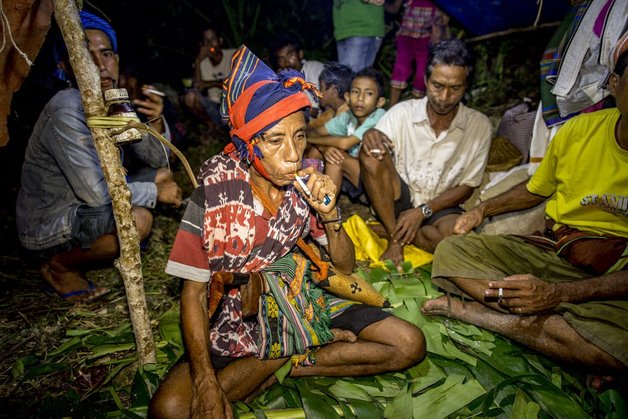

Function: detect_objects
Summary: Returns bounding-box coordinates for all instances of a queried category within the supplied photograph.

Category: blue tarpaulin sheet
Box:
[434,0,572,35]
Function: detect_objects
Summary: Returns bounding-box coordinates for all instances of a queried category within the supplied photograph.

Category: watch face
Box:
[422,205,432,217]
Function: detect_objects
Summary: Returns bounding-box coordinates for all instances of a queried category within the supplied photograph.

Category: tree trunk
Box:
[53,0,156,365]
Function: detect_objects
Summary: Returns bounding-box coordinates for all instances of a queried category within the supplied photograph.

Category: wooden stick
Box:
[52,0,156,365]
[466,21,561,43]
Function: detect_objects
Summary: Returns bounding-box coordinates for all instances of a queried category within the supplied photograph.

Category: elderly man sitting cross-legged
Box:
[148,47,425,419]
[422,46,628,386]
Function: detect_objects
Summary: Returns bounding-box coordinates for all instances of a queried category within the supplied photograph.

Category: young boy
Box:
[307,62,353,131]
[307,67,386,196]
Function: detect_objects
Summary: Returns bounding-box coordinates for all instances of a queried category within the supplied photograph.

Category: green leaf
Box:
[294,380,340,419]
[47,336,83,357]
[383,260,397,272]
[411,374,486,419]
[511,389,541,419]
[24,362,70,378]
[600,388,628,419]
[384,384,412,418]
[327,381,372,401]
[525,378,589,419]
[88,342,136,359]
[11,354,39,378]
[274,359,292,384]
[158,309,183,348]
[66,329,99,337]
[367,267,390,282]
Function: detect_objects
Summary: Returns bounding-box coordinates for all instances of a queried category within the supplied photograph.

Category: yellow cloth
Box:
[343,214,433,267]
[527,108,628,237]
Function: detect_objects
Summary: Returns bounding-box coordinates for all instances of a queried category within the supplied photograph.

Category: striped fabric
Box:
[257,253,333,364]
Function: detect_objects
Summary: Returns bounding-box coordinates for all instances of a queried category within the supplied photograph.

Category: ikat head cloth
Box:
[221,46,321,175]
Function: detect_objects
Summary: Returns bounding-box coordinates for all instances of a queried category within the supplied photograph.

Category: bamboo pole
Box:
[53,0,156,365]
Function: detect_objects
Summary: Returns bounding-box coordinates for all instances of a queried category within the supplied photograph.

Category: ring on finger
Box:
[497,287,504,303]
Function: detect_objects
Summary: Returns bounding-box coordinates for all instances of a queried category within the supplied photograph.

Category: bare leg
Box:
[390,87,403,107]
[149,317,425,418]
[324,162,344,193]
[413,214,459,253]
[422,296,625,371]
[359,150,404,265]
[41,207,152,303]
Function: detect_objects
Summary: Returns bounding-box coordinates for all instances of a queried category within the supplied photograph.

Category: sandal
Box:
[40,263,110,303]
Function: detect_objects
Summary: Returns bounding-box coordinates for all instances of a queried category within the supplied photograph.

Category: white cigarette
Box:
[370,148,382,154]
[143,88,166,97]
[295,175,312,197]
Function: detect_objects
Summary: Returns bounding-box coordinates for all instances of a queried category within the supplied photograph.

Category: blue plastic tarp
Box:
[434,0,572,35]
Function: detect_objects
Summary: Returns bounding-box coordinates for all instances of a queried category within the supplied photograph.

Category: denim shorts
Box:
[29,204,116,261]
[337,36,383,72]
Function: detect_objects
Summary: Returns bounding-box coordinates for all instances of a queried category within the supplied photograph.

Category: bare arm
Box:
[484,271,628,315]
[427,184,474,213]
[319,206,356,274]
[393,185,474,245]
[181,280,233,418]
[454,181,547,234]
[294,168,355,274]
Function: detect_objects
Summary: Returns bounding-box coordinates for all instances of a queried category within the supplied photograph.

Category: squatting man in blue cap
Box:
[16,11,182,303]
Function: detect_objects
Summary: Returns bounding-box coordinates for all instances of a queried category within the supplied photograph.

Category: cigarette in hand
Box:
[370,148,382,156]
[143,88,166,97]
[295,175,332,205]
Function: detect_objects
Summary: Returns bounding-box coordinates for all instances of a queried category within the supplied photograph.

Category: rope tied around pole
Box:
[86,116,199,188]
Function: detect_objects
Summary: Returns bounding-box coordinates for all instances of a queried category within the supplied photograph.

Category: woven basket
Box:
[486,136,523,172]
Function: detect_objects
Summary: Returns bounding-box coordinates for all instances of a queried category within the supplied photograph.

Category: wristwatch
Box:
[419,203,433,219]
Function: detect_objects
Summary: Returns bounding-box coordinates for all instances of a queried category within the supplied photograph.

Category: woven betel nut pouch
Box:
[485,135,523,172]
[306,243,388,308]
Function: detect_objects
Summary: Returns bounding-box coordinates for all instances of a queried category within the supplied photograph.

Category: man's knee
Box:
[393,322,426,369]
[148,390,187,419]
[432,234,468,259]
[358,149,378,174]
[373,317,426,370]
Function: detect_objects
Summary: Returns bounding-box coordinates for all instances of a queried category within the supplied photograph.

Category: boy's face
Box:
[275,45,303,71]
[318,80,337,108]
[344,76,385,121]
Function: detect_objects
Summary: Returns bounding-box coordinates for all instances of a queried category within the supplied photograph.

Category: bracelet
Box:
[316,206,342,224]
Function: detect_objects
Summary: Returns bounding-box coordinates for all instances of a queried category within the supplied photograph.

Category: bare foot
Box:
[380,241,405,267]
[421,295,454,317]
[330,328,358,343]
[40,262,110,303]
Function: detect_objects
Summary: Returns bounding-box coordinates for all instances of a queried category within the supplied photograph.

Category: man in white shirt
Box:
[360,39,492,265]
[183,28,235,131]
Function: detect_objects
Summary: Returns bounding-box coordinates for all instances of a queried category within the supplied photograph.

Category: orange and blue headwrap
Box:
[221,46,321,179]
[53,10,118,81]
